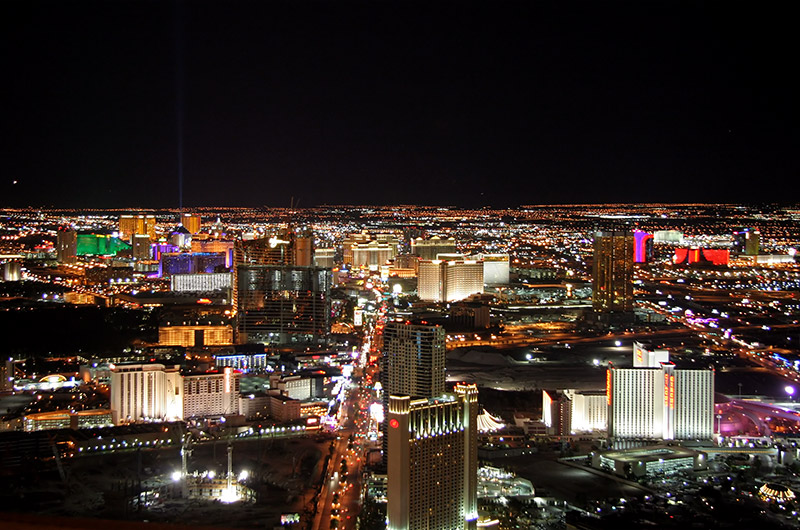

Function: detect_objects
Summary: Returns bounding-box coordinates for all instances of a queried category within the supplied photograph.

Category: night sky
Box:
[3,1,796,208]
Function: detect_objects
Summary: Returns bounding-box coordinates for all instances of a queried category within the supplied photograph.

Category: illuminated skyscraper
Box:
[475,253,510,285]
[343,231,399,266]
[352,240,395,270]
[411,236,457,260]
[182,367,240,418]
[231,233,291,314]
[2,261,21,282]
[181,213,202,235]
[607,346,714,445]
[313,248,335,268]
[418,259,484,302]
[56,227,77,264]
[633,230,654,263]
[192,239,234,267]
[132,234,152,260]
[293,234,313,266]
[236,265,331,346]
[383,322,446,399]
[542,389,572,436]
[592,231,634,313]
[387,383,478,530]
[169,225,192,250]
[119,214,157,241]
[732,227,760,256]
[110,363,183,424]
[381,322,446,465]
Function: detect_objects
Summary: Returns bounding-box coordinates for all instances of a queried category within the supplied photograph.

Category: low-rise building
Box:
[590,445,708,478]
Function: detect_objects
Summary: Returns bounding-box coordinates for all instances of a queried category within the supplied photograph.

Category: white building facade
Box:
[171,272,232,292]
[183,367,240,419]
[110,363,183,424]
[607,346,714,443]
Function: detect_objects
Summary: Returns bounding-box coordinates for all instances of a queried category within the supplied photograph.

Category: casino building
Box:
[607,343,714,446]
[387,384,478,530]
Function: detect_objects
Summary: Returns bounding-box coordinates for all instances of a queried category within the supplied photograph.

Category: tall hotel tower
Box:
[110,363,183,424]
[607,343,714,445]
[234,232,331,346]
[381,322,446,461]
[592,230,634,313]
[382,322,446,398]
[387,384,478,530]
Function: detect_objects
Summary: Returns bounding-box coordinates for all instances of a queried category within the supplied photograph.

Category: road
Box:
[312,380,368,530]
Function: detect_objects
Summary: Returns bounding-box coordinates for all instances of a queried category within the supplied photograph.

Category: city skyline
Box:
[2,203,800,528]
[4,2,796,208]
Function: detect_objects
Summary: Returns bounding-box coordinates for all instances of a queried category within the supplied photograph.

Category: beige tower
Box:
[387,383,478,530]
[181,213,202,235]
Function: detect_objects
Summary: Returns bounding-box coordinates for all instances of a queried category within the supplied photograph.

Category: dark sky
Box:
[3,1,796,208]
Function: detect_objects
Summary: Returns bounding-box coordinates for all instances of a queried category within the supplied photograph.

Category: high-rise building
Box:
[232,233,292,312]
[474,253,509,285]
[1,359,15,392]
[56,227,77,264]
[607,346,714,445]
[132,234,152,260]
[343,232,399,266]
[236,265,331,346]
[159,252,227,277]
[182,367,240,418]
[181,213,202,235]
[633,341,669,367]
[192,239,234,267]
[159,323,234,347]
[566,389,608,433]
[732,227,760,256]
[633,230,654,263]
[592,231,634,313]
[76,234,131,257]
[418,259,484,302]
[109,363,183,424]
[653,230,684,244]
[3,261,22,282]
[382,322,446,399]
[169,225,192,250]
[293,234,314,267]
[411,236,457,260]
[119,214,157,242]
[352,240,395,270]
[386,383,478,530]
[542,389,572,437]
[313,248,335,268]
[381,322,446,467]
